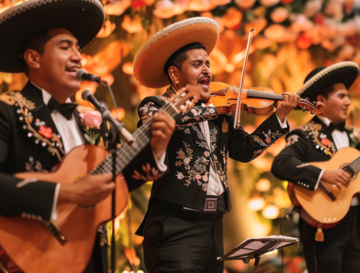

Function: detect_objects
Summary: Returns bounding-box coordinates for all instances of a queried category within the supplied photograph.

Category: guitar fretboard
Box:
[90,102,178,175]
[347,156,360,175]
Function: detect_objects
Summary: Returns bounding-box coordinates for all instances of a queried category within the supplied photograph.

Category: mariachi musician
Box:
[272,61,360,273]
[0,0,175,272]
[133,17,300,273]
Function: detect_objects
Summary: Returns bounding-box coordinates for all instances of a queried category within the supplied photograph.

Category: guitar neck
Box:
[347,156,360,176]
[90,102,178,176]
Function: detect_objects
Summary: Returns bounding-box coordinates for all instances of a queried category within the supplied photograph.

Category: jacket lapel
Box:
[312,116,337,154]
[21,82,65,159]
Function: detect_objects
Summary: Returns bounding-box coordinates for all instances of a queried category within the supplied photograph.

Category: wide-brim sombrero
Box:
[133,17,219,89]
[297,61,359,102]
[0,0,104,73]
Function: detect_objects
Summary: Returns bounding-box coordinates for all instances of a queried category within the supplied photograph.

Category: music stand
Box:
[218,235,299,273]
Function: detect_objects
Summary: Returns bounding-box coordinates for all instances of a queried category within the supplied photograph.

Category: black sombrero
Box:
[0,0,105,73]
[297,61,359,102]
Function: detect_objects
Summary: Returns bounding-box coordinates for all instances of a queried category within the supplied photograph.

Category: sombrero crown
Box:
[133,17,219,88]
[0,0,105,73]
[297,61,359,102]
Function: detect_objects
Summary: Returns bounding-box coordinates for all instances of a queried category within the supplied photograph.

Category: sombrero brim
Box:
[297,61,359,102]
[0,0,104,73]
[133,17,219,89]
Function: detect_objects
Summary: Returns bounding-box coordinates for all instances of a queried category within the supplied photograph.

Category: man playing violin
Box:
[133,17,299,273]
[272,62,360,273]
[0,1,175,272]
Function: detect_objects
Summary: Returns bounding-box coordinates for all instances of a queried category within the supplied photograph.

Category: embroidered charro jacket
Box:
[0,82,163,221]
[272,115,360,190]
[137,87,290,214]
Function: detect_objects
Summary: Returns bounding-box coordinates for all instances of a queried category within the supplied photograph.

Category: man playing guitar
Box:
[0,0,175,272]
[272,61,360,273]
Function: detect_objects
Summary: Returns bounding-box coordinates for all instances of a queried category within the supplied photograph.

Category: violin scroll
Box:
[298,99,325,115]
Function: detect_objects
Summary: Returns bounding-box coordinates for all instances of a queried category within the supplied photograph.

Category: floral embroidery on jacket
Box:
[25,157,48,173]
[0,91,64,161]
[139,101,159,122]
[286,134,299,146]
[301,121,336,156]
[179,107,217,124]
[213,145,228,188]
[222,118,228,133]
[131,163,162,181]
[252,129,283,147]
[175,142,210,191]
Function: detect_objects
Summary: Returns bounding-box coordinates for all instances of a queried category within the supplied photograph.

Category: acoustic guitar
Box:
[0,87,199,273]
[287,147,360,229]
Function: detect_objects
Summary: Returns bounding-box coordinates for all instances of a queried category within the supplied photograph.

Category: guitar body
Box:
[288,147,360,228]
[0,145,129,273]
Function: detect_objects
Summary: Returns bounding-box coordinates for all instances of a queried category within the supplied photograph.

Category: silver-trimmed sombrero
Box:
[297,61,359,102]
[133,17,219,89]
[0,0,105,73]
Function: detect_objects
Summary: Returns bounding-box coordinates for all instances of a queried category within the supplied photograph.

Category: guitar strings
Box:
[91,102,178,176]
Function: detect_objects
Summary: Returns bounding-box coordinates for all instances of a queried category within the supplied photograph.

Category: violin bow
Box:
[234,28,255,130]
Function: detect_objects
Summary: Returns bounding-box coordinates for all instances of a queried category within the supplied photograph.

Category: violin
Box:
[209,81,325,116]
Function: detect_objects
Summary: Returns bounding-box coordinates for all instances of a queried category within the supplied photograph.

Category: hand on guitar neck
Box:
[321,169,351,189]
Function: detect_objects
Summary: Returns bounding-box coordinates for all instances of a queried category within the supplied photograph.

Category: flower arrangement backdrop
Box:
[1,0,360,272]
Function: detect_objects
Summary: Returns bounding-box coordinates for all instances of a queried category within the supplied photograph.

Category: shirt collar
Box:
[317,115,331,127]
[30,81,72,105]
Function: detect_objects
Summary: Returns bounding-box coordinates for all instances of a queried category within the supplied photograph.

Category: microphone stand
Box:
[81,87,136,273]
[98,102,134,273]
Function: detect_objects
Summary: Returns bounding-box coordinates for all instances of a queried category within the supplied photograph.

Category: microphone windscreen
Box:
[76,69,88,81]
[81,89,93,101]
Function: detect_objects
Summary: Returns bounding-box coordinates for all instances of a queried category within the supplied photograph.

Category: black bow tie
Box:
[47,97,78,120]
[328,122,346,132]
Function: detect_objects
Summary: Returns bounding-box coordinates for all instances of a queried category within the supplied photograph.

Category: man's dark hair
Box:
[321,85,335,99]
[164,43,206,86]
[21,30,51,76]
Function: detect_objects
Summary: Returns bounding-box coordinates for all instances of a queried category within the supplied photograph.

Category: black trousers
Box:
[300,206,360,273]
[142,210,224,273]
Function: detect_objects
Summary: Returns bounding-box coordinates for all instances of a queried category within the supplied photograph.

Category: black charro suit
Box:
[272,115,360,273]
[136,87,290,273]
[0,82,164,273]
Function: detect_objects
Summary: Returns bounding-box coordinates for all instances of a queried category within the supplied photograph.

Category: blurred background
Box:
[1,0,360,271]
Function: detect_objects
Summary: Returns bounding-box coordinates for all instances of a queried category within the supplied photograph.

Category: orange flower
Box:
[321,138,331,146]
[38,125,53,139]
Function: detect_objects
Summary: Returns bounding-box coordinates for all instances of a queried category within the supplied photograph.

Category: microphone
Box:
[81,89,104,111]
[76,69,107,85]
[81,90,135,145]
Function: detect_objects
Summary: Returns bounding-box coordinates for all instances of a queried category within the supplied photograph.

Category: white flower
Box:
[177,172,184,179]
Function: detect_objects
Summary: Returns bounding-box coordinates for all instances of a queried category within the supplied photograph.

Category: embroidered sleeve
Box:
[229,112,289,162]
[131,163,163,181]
